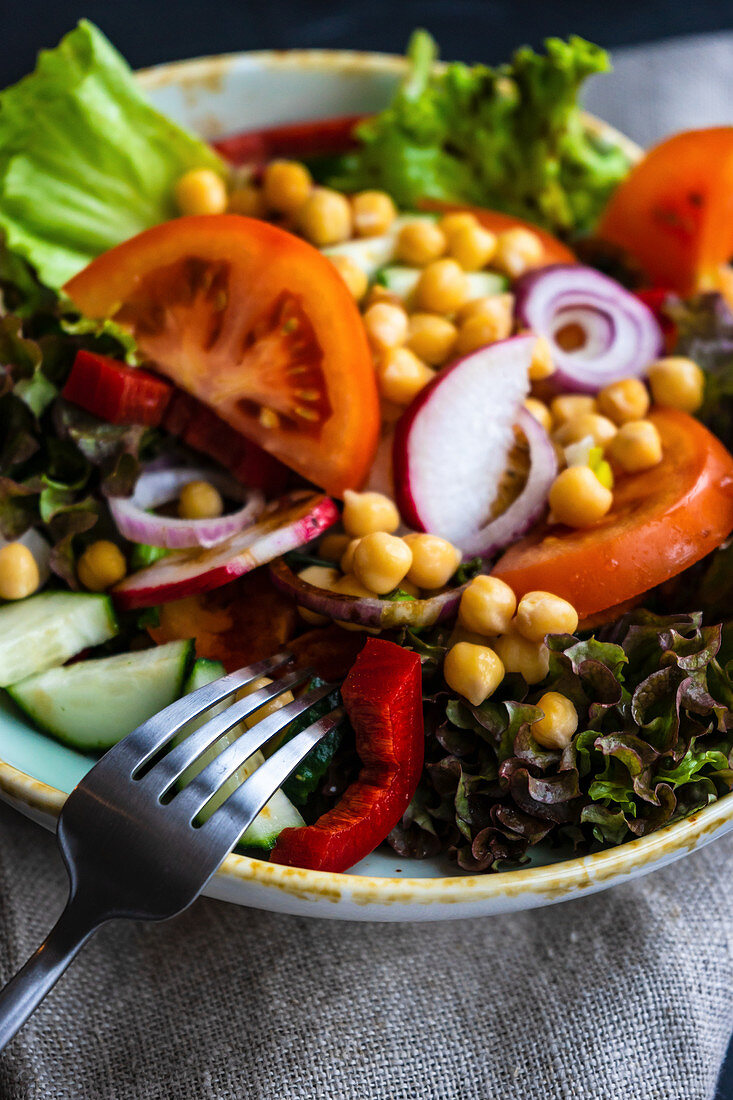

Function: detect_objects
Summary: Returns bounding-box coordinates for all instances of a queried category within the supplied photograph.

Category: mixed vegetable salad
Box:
[1,22,733,873]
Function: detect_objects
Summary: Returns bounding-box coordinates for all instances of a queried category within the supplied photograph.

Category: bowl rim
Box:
[2,46,725,909]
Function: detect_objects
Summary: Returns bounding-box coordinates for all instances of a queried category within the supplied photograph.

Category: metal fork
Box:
[0,652,340,1050]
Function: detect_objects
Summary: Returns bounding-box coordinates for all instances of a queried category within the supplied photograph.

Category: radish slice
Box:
[269,557,487,629]
[514,264,664,392]
[108,465,265,549]
[113,492,338,610]
[458,407,557,558]
[393,335,534,546]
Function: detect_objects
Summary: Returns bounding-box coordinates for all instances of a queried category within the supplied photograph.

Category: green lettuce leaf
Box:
[0,20,225,289]
[391,610,733,869]
[666,291,733,448]
[325,30,630,235]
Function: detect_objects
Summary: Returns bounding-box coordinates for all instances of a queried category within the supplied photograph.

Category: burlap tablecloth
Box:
[0,799,730,1099]
[1,31,733,1100]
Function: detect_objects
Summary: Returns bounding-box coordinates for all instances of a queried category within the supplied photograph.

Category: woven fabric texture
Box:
[0,803,730,1100]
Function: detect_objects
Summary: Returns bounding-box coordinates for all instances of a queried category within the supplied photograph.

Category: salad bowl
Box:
[0,47,730,922]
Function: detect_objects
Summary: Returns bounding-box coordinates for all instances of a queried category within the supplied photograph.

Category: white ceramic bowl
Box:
[0,49,730,921]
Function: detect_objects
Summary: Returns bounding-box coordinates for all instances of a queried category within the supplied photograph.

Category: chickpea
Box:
[608,419,663,473]
[364,285,402,309]
[448,224,497,271]
[353,532,412,594]
[332,573,382,632]
[596,377,650,425]
[458,575,517,636]
[415,259,469,314]
[647,356,705,413]
[329,254,368,301]
[524,398,552,434]
[340,538,361,574]
[493,227,544,278]
[404,533,462,589]
[363,302,409,351]
[0,543,40,601]
[351,190,397,237]
[174,169,228,216]
[493,629,550,685]
[515,590,579,642]
[548,466,614,528]
[454,294,514,356]
[439,212,479,240]
[444,642,504,706]
[395,220,447,266]
[407,313,457,365]
[297,187,352,246]
[227,184,267,218]
[377,347,436,405]
[319,532,352,563]
[531,692,579,750]
[455,311,509,357]
[550,394,597,426]
[554,413,617,449]
[77,541,127,592]
[529,335,555,381]
[238,675,294,730]
[262,160,312,215]
[296,564,340,625]
[459,291,515,320]
[342,490,400,538]
[178,480,224,520]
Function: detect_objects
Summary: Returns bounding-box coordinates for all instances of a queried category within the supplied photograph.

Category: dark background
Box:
[2,1,733,1096]
[4,0,733,84]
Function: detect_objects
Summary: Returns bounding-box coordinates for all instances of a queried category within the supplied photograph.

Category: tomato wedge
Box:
[62,350,173,427]
[418,200,577,266]
[492,409,733,619]
[64,215,380,497]
[598,128,733,297]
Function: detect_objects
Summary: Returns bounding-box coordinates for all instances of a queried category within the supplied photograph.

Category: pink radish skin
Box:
[113,492,338,610]
[393,335,535,545]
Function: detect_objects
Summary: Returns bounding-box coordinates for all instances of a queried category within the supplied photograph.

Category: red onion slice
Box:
[514,264,664,392]
[269,557,487,629]
[458,407,557,559]
[108,466,265,549]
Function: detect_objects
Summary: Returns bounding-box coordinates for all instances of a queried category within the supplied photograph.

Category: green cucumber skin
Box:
[178,659,304,850]
[8,640,192,751]
[0,592,118,688]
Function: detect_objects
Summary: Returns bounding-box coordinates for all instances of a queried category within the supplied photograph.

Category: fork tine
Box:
[148,669,325,796]
[172,683,338,817]
[103,652,293,773]
[198,708,345,849]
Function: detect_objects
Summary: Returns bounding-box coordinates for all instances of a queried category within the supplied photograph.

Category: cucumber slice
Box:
[465,271,510,298]
[377,265,510,304]
[8,640,192,750]
[177,658,305,850]
[0,592,118,688]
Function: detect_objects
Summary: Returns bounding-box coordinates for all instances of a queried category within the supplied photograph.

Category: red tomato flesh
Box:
[493,410,733,619]
[65,216,380,497]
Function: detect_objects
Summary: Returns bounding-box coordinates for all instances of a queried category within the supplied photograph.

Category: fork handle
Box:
[0,893,103,1051]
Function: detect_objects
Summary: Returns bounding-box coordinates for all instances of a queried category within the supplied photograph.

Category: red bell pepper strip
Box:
[62,350,172,427]
[161,390,291,495]
[271,638,424,873]
[213,114,364,167]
